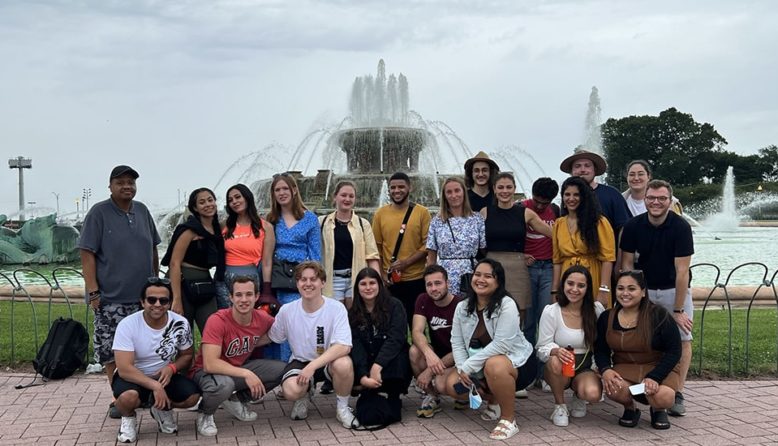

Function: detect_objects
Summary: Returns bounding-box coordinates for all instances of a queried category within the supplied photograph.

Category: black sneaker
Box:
[108,402,121,419]
[320,379,334,395]
[668,392,686,417]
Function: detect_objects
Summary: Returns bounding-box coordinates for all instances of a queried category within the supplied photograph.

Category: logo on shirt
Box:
[316,326,325,355]
[225,336,262,357]
[155,320,191,362]
[429,316,452,331]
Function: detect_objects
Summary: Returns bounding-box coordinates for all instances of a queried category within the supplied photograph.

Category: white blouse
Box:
[535,302,605,362]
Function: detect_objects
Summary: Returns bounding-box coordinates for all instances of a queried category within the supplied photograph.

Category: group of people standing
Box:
[77,146,695,442]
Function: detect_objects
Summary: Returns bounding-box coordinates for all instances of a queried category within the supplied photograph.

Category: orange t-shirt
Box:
[223,224,265,266]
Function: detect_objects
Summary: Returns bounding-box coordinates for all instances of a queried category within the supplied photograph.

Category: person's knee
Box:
[282,379,308,401]
[578,382,602,402]
[329,355,353,379]
[484,356,510,376]
[116,390,141,409]
[546,357,562,376]
[180,393,201,408]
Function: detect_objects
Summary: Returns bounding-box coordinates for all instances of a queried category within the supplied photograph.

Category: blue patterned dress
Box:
[265,210,322,361]
[426,213,486,296]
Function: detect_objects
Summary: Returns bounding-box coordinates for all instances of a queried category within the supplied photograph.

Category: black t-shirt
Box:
[484,204,526,252]
[333,220,353,270]
[468,189,494,212]
[619,211,694,289]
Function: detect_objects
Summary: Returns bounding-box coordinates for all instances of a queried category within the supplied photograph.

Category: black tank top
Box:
[484,204,526,252]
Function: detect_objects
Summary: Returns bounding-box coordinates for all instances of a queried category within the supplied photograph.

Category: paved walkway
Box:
[1,373,777,445]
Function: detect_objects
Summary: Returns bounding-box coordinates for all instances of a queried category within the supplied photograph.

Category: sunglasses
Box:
[147,277,171,285]
[272,172,291,179]
[144,296,171,306]
[618,269,645,279]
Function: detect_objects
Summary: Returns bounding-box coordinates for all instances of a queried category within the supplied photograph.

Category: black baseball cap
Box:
[110,165,140,180]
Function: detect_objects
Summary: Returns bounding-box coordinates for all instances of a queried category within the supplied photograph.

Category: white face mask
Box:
[469,383,482,409]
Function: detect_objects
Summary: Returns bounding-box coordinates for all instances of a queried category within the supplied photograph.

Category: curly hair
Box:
[560,176,602,254]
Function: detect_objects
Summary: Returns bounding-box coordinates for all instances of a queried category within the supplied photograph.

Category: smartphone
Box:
[453,381,469,394]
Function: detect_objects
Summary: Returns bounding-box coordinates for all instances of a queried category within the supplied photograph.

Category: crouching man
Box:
[268,261,359,428]
[190,276,286,437]
[112,277,200,443]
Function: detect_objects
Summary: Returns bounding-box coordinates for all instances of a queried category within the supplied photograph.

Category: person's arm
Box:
[426,250,437,266]
[645,309,682,384]
[598,261,613,306]
[261,219,275,284]
[449,303,468,370]
[551,218,562,294]
[525,208,552,238]
[673,255,693,334]
[361,219,381,273]
[621,251,636,273]
[596,217,616,306]
[307,212,322,261]
[593,310,613,372]
[169,229,196,315]
[373,301,408,369]
[80,249,100,309]
[535,305,560,363]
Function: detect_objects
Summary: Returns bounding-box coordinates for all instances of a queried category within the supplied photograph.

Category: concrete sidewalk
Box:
[1,373,777,445]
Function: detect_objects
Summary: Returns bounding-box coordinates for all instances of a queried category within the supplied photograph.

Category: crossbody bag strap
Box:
[446,219,476,268]
[390,203,415,262]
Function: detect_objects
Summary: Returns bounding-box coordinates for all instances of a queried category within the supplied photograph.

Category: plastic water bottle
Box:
[562,345,575,378]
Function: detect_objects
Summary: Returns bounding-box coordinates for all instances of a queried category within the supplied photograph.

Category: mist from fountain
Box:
[704,166,740,231]
[582,86,603,156]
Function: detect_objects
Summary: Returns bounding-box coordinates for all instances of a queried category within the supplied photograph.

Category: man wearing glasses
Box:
[619,179,694,418]
[112,278,200,443]
[78,165,161,418]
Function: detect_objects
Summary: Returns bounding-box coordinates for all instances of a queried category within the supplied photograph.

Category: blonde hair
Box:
[438,177,473,222]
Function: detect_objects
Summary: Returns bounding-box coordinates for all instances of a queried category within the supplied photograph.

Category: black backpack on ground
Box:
[353,390,402,430]
[17,317,89,389]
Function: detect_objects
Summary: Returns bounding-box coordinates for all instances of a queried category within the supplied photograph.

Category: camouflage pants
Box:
[93,302,140,364]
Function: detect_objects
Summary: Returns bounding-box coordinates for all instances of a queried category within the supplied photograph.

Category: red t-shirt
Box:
[522,199,557,261]
[189,308,274,377]
[413,293,460,357]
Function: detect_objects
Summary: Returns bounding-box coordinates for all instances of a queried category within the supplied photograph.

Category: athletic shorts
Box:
[112,370,200,404]
[94,302,140,364]
[281,359,333,385]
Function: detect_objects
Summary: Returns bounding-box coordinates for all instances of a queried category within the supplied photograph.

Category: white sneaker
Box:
[480,404,501,421]
[541,380,552,393]
[336,405,359,429]
[551,404,569,427]
[291,398,309,420]
[514,388,529,398]
[150,406,177,434]
[569,394,587,418]
[222,398,258,421]
[117,416,137,443]
[196,413,218,437]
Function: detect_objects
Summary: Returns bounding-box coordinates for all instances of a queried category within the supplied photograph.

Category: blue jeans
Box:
[523,259,553,346]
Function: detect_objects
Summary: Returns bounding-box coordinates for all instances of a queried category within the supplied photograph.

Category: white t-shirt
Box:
[112,310,193,376]
[535,302,604,362]
[268,297,352,362]
[626,195,647,216]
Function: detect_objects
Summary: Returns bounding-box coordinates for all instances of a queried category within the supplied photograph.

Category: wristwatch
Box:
[673,309,685,314]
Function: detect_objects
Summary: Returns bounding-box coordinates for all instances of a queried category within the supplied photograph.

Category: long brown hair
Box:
[266,173,306,224]
[615,270,670,346]
[438,177,473,222]
[349,267,391,331]
[558,265,597,349]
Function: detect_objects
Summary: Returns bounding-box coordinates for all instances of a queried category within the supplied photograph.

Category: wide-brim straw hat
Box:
[559,147,607,176]
[464,151,500,173]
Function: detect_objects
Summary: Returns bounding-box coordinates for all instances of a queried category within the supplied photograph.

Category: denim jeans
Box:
[331,269,353,302]
[523,259,553,345]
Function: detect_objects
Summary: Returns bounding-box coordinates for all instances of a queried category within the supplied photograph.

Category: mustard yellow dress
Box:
[552,216,616,293]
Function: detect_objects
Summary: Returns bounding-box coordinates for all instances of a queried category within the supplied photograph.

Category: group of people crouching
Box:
[112,256,681,442]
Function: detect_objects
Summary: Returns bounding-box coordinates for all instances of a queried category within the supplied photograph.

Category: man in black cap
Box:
[78,165,161,419]
[464,151,500,212]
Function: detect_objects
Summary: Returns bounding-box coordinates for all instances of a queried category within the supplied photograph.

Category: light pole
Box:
[82,188,92,213]
[8,156,32,221]
[51,192,60,215]
[27,201,36,219]
[75,199,80,220]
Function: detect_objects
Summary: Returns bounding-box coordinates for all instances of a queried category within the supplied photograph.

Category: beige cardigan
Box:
[318,212,380,296]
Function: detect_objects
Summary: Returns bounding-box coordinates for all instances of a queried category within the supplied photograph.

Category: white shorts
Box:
[647,288,693,341]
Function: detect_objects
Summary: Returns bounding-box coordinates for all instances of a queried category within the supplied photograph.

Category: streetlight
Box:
[51,192,60,215]
[756,184,764,220]
[8,156,32,221]
[82,188,92,213]
[75,199,80,220]
[27,201,36,219]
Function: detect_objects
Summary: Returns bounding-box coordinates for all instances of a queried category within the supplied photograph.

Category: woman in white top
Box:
[537,265,604,427]
[623,160,683,216]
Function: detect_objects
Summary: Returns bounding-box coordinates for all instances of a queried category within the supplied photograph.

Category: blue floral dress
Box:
[265,210,321,361]
[426,213,486,296]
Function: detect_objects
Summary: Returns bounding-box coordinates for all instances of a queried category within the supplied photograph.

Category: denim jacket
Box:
[451,296,533,375]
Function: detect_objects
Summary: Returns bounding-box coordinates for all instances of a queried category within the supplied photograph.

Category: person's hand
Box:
[525,255,536,266]
[457,370,473,388]
[369,363,383,384]
[389,259,407,273]
[673,311,693,335]
[245,371,266,400]
[360,376,381,389]
[416,368,434,391]
[424,352,446,376]
[642,377,659,396]
[596,289,610,306]
[152,384,171,410]
[602,369,624,396]
[157,365,174,388]
[89,295,101,312]
[171,300,184,316]
[555,347,575,365]
[296,365,316,387]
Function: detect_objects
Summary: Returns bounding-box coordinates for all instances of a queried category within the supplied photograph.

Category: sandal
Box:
[480,404,501,421]
[489,419,519,440]
[650,407,671,430]
[618,407,641,427]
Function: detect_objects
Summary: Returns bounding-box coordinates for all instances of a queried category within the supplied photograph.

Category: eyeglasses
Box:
[645,196,670,203]
[144,296,171,306]
[147,277,171,285]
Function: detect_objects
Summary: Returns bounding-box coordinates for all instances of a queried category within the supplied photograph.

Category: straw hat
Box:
[464,151,500,173]
[559,147,607,176]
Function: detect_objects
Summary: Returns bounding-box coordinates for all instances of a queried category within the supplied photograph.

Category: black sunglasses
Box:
[272,172,291,179]
[147,277,171,285]
[144,296,171,306]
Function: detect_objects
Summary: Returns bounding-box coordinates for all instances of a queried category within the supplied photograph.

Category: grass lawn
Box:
[2,301,777,377]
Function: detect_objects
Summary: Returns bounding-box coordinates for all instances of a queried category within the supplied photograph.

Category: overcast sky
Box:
[1,0,776,218]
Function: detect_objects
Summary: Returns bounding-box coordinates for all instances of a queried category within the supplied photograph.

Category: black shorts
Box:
[281,360,332,386]
[112,370,200,405]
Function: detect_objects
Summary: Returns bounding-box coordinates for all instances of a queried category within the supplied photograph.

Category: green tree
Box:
[602,108,727,188]
[758,145,778,182]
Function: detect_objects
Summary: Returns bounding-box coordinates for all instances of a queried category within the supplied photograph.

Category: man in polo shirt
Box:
[79,165,161,419]
[410,265,464,417]
[620,179,694,417]
[463,151,500,212]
